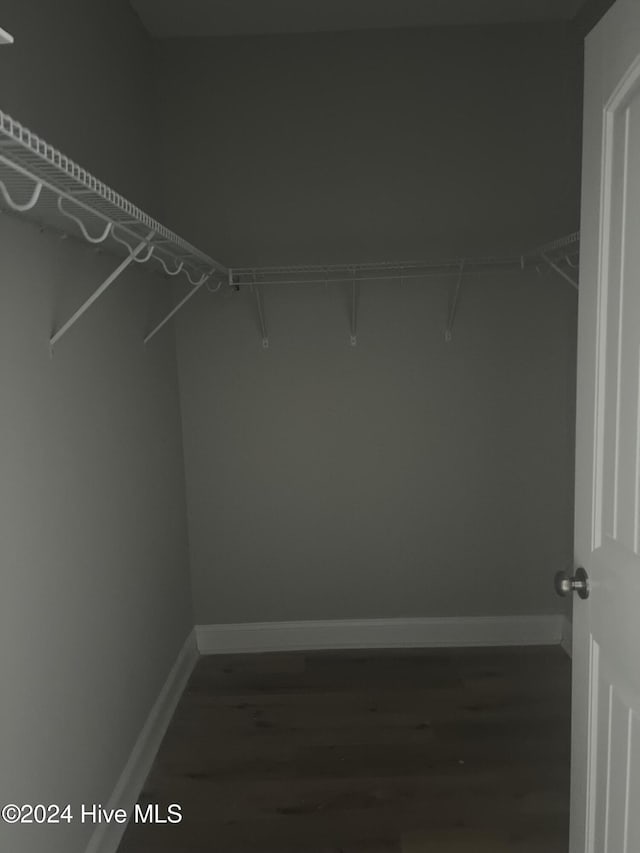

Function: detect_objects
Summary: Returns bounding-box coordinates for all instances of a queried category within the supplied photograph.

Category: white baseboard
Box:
[85,630,199,853]
[196,615,564,655]
[561,616,573,658]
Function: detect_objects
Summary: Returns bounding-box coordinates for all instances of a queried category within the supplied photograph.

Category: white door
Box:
[571,1,640,850]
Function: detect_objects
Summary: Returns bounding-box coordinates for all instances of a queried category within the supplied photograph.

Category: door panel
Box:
[573,1,640,851]
[590,644,639,851]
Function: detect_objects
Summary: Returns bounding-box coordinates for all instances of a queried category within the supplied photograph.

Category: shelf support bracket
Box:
[50,230,155,350]
[350,274,358,346]
[144,272,210,344]
[540,252,579,291]
[254,283,269,349]
[445,260,465,342]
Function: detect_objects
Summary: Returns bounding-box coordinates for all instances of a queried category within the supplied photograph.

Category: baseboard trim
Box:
[196,615,564,655]
[561,616,573,658]
[85,629,199,853]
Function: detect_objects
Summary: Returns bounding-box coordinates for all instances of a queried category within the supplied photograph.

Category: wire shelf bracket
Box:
[540,251,579,290]
[445,259,465,343]
[50,230,155,351]
[350,275,359,347]
[253,281,269,349]
[144,272,211,344]
[0,109,228,347]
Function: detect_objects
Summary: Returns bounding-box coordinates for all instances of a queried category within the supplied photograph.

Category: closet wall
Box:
[0,4,191,853]
[158,24,581,627]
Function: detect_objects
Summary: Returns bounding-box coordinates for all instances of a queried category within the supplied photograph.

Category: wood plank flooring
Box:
[117,646,571,853]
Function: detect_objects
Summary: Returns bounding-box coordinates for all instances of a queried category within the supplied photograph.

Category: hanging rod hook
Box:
[132,243,155,264]
[157,256,184,277]
[110,227,134,253]
[185,269,208,287]
[111,226,156,263]
[206,266,222,291]
[0,177,42,212]
[56,196,112,244]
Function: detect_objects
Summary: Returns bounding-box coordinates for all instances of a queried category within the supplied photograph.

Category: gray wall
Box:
[158,25,580,625]
[0,4,192,852]
[0,0,162,216]
[158,25,582,264]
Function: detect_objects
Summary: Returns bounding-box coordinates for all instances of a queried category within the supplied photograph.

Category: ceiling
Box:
[130,0,588,39]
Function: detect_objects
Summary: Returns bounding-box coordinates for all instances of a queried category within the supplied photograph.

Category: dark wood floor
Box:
[118,646,571,853]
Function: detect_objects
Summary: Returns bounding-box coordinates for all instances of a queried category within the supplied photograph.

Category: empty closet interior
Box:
[0,2,605,852]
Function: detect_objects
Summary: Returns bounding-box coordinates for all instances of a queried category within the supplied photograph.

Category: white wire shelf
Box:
[0,108,578,350]
[228,232,579,347]
[0,109,228,347]
[229,233,580,288]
